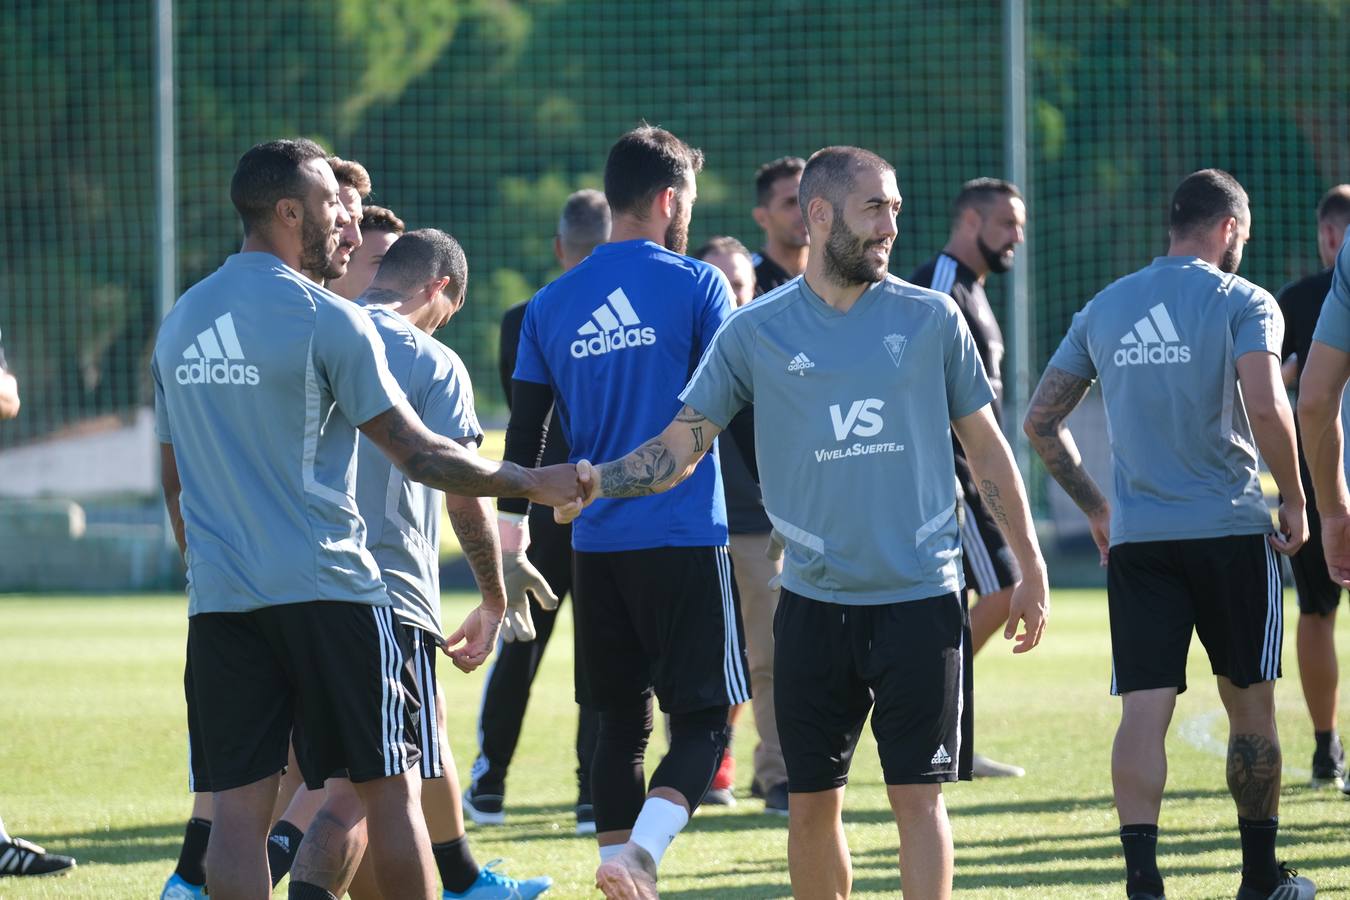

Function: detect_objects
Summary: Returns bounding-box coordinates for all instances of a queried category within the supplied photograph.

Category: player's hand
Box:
[554,459,601,525]
[766,529,784,591]
[1087,507,1111,567]
[528,462,590,509]
[1004,565,1049,653]
[1268,500,1308,557]
[444,604,504,673]
[1321,512,1350,587]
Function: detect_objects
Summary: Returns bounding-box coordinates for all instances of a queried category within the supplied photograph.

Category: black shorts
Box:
[573,545,749,714]
[1108,534,1283,695]
[408,625,444,780]
[1288,505,1343,615]
[959,493,1020,597]
[774,589,972,792]
[186,602,422,792]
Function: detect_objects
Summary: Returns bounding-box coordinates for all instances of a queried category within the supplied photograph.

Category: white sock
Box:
[628,797,689,869]
[598,843,624,863]
[0,815,9,845]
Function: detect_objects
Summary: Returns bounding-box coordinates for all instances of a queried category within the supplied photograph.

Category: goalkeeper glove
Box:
[497,513,559,642]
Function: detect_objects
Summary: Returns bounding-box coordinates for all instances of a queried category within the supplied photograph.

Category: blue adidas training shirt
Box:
[513,239,733,552]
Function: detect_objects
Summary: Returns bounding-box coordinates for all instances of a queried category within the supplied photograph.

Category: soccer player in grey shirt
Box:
[1026,169,1313,900]
[559,146,1048,900]
[152,139,584,900]
[283,229,552,899]
[1299,230,1350,592]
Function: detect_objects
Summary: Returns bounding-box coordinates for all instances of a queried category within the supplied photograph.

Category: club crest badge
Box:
[883,333,908,368]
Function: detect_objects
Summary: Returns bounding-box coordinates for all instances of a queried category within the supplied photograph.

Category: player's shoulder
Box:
[1276,268,1332,307]
[364,306,419,353]
[501,299,529,329]
[880,273,961,320]
[416,329,471,382]
[717,276,807,336]
[1212,269,1276,312]
[907,255,939,288]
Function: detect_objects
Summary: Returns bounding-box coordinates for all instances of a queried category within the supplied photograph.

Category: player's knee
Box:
[596,698,654,760]
[667,705,731,754]
[650,705,731,808]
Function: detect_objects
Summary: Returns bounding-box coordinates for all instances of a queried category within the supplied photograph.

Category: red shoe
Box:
[703,751,737,805]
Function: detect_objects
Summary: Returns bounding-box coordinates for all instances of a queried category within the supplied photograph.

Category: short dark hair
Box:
[360,205,405,236]
[558,189,611,257]
[950,177,1022,229]
[799,146,895,214]
[1317,184,1350,229]
[230,138,328,235]
[327,156,372,198]
[754,156,806,206]
[692,235,751,263]
[603,125,704,218]
[373,228,467,299]
[1169,168,1248,237]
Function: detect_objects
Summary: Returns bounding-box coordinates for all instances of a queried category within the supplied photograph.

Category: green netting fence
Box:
[3,0,1349,502]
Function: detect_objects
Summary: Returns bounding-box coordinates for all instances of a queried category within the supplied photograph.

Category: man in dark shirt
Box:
[911,177,1027,778]
[751,156,807,295]
[694,236,787,815]
[1277,183,1350,791]
[464,189,609,834]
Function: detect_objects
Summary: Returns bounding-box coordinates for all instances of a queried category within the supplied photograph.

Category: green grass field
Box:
[1,590,1348,899]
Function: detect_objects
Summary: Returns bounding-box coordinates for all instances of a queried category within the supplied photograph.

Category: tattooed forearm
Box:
[1025,367,1109,516]
[1040,444,1109,516]
[692,426,705,452]
[404,448,532,497]
[1227,733,1281,819]
[979,479,1010,530]
[450,499,506,607]
[1025,367,1094,438]
[600,439,679,498]
[369,407,534,497]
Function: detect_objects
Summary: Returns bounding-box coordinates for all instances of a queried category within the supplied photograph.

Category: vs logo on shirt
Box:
[830,399,885,441]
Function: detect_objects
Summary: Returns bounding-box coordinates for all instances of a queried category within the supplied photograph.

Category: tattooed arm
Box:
[360,400,582,507]
[598,405,722,498]
[1022,365,1111,563]
[446,493,507,614]
[552,405,724,524]
[952,405,1049,653]
[445,484,508,672]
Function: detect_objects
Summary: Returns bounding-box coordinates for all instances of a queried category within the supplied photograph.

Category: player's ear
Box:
[553,235,565,266]
[751,205,769,231]
[656,186,677,221]
[806,195,831,231]
[426,275,450,301]
[275,197,302,230]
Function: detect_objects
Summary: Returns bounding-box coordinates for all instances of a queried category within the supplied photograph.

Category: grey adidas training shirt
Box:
[681,273,994,605]
[152,252,405,615]
[355,307,483,640]
[1048,256,1281,546]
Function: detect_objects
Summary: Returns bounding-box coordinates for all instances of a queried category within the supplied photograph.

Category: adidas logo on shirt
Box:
[570,288,656,359]
[787,352,815,374]
[1113,303,1192,367]
[930,744,952,766]
[175,313,260,386]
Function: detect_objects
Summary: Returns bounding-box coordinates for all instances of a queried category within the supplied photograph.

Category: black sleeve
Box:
[725,406,758,483]
[499,377,554,515]
[1275,286,1296,364]
[498,302,528,407]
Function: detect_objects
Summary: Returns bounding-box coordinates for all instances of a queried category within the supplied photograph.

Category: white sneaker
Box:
[971,753,1025,778]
